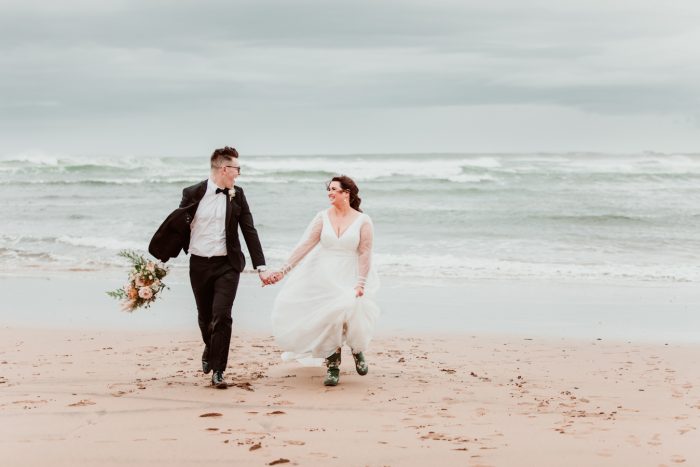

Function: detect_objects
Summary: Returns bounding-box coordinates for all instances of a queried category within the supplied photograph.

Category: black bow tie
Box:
[215,187,229,196]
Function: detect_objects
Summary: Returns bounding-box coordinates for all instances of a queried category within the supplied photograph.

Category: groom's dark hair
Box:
[210,146,239,168]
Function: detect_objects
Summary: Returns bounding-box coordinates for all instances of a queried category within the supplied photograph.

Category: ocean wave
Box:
[11,152,699,185]
[372,253,700,283]
[0,155,204,181]
[246,249,700,283]
[537,214,651,225]
[2,250,696,283]
[0,152,193,168]
[2,151,699,285]
[560,154,700,175]
[233,156,481,182]
[0,172,489,186]
[0,234,145,252]
[0,234,56,246]
[0,247,76,264]
[0,247,56,261]
[55,235,143,251]
[458,157,502,168]
[1,235,698,283]
[446,173,497,183]
[1,178,203,186]
[4,152,699,174]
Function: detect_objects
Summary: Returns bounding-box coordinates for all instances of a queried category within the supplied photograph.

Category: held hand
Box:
[271,271,284,283]
[354,286,364,297]
[259,270,275,286]
[259,270,284,287]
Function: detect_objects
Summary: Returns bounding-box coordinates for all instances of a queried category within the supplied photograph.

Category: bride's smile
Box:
[327,181,349,206]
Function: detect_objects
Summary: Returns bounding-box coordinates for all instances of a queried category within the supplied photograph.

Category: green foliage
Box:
[106,250,169,312]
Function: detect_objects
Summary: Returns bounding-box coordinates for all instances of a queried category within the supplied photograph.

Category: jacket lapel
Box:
[226,186,242,228]
[181,180,208,210]
[225,193,232,229]
[193,180,207,203]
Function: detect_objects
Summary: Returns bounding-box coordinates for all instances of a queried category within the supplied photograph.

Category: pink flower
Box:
[138,286,153,300]
[146,262,156,272]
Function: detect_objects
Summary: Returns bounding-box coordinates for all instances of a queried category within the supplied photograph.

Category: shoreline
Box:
[1,272,698,344]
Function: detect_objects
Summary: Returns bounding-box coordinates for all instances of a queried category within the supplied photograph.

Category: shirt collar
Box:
[206,178,225,195]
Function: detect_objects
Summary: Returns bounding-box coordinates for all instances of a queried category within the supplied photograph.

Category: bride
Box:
[270,175,380,386]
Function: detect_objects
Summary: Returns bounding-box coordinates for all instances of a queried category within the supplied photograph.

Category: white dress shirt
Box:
[189,179,228,257]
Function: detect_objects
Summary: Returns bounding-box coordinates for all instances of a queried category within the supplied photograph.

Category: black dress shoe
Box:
[212,370,227,389]
[202,347,211,374]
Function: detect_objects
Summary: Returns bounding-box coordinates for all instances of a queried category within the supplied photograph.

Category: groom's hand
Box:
[259,270,282,286]
[259,270,273,286]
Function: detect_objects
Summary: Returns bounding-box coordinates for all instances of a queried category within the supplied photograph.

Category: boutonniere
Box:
[229,186,236,201]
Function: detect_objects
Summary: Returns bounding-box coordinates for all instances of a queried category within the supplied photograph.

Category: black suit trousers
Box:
[189,255,240,372]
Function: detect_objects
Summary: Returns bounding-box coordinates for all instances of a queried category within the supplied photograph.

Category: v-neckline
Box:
[325,209,363,240]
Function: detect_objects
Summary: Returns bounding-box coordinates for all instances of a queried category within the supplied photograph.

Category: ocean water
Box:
[1,152,699,284]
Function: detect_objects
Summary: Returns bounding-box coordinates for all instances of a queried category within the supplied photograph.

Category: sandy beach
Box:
[2,322,699,466]
[4,0,700,463]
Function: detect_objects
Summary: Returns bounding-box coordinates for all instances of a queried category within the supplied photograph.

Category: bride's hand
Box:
[354,286,364,297]
[260,270,283,287]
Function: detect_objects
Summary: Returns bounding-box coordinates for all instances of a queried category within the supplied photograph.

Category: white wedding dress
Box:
[271,209,380,365]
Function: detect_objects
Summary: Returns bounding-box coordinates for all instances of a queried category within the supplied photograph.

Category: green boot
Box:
[323,367,340,386]
[352,351,369,376]
[323,350,341,386]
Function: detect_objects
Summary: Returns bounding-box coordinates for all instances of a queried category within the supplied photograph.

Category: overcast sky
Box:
[1,0,699,156]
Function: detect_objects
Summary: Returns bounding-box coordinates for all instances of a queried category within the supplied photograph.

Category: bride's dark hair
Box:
[329,175,362,212]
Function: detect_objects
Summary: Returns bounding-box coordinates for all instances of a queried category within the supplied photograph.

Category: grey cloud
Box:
[1,0,699,152]
[2,1,694,51]
[0,0,463,49]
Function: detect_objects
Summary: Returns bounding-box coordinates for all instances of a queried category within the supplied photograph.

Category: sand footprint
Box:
[625,434,641,447]
[68,399,95,407]
[267,458,290,465]
[647,433,662,447]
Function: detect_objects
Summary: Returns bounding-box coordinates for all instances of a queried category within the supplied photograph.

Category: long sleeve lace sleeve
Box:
[356,219,374,288]
[280,212,323,275]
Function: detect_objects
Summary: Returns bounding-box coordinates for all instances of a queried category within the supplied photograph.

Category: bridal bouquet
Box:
[107,250,168,312]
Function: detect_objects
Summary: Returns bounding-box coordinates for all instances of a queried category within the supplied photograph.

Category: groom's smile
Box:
[214,161,241,189]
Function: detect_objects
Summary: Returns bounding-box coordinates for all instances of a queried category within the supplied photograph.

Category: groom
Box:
[149,146,275,388]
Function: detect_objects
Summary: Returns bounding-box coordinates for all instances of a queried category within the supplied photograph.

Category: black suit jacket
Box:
[149,180,265,272]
